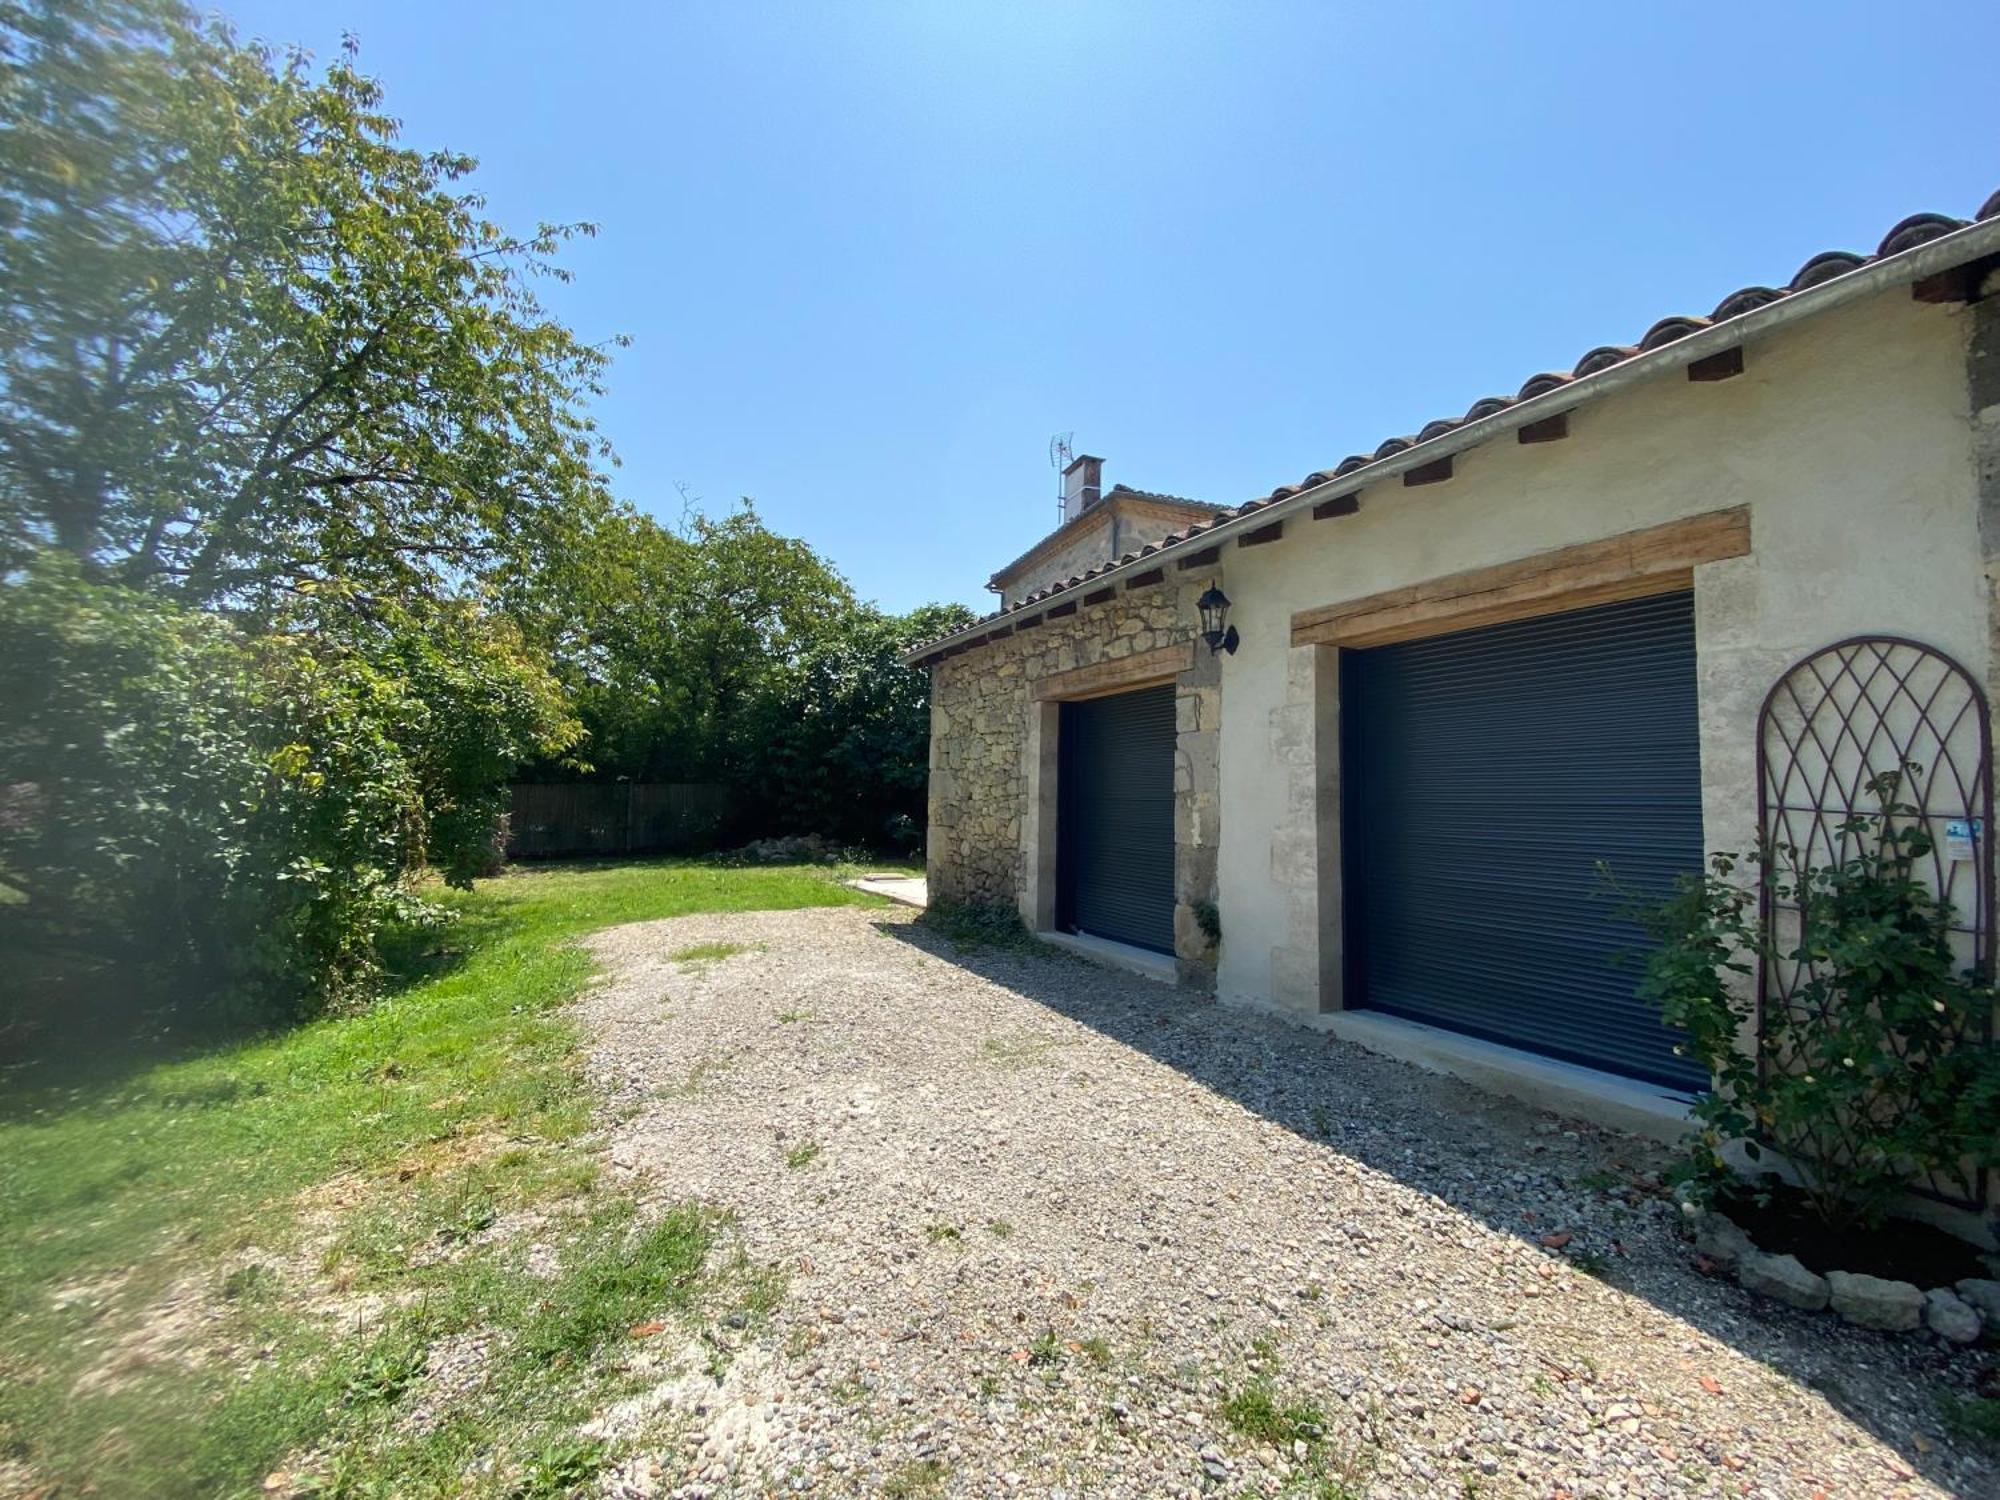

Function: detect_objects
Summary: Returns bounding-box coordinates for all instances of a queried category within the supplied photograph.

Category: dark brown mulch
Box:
[1719,1179,1987,1287]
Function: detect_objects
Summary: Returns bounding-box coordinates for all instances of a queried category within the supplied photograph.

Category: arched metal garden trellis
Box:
[1755,635,1994,1209]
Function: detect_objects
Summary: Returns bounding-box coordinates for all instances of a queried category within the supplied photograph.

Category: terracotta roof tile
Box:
[1639,315,1709,350]
[1789,249,1867,291]
[1710,285,1782,320]
[1572,345,1635,377]
[909,186,1997,662]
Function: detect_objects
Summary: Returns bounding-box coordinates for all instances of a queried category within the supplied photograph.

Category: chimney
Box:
[1061,453,1104,522]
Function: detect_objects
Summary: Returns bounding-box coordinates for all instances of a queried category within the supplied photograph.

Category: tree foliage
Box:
[0,1,595,1025]
[0,0,618,603]
[0,0,962,1033]
[1,567,574,1023]
[517,502,971,852]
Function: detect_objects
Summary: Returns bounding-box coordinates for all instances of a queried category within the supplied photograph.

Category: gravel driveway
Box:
[579,906,1996,1499]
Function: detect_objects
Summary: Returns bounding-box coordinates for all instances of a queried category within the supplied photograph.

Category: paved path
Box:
[580,906,1993,1499]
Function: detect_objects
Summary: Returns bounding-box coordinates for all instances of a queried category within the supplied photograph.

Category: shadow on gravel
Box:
[877,917,2000,1497]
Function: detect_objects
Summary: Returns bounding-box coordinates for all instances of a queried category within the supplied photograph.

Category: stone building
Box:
[909,187,2000,1227]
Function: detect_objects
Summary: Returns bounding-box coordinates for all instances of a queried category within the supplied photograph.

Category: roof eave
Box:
[906,212,2000,668]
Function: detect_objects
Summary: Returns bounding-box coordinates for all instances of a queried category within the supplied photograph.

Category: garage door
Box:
[1057,684,1176,954]
[1342,590,1705,1090]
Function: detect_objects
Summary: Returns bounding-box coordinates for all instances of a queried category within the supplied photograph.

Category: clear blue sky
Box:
[220,1,1997,615]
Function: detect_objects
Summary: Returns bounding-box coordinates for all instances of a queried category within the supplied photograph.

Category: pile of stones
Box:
[1687,1204,2000,1343]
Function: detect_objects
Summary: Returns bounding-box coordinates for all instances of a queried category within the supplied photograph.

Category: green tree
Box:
[518,501,858,785]
[0,0,617,604]
[747,600,975,848]
[0,2,593,1026]
[516,499,970,850]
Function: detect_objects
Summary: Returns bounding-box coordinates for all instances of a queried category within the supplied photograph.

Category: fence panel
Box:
[505,783,731,859]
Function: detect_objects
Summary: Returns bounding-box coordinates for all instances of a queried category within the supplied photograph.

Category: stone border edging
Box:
[1685,1205,2000,1344]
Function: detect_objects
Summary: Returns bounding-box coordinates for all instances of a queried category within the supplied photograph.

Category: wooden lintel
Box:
[1312,493,1361,521]
[1046,599,1077,619]
[1012,614,1042,632]
[1033,641,1193,702]
[1125,567,1165,588]
[1517,412,1569,444]
[1082,587,1115,606]
[1687,347,1744,382]
[1176,545,1222,569]
[1237,520,1284,548]
[1290,505,1750,650]
[1403,456,1453,487]
[988,624,1012,640]
[1912,254,2000,305]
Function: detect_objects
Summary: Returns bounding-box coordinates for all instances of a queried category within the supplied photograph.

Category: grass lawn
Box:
[0,859,893,1499]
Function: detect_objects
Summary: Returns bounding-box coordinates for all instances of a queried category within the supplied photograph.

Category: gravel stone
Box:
[1828,1271,1926,1333]
[1955,1277,2000,1339]
[577,906,1994,1497]
[1736,1251,1829,1312]
[1690,1210,1754,1270]
[1923,1289,1982,1345]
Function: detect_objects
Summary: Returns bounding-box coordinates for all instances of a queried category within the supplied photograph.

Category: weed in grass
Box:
[1939,1394,2000,1448]
[977,1373,1001,1398]
[1310,1103,1332,1139]
[516,1205,717,1369]
[341,1335,428,1408]
[1575,1169,1625,1193]
[1569,1249,1611,1278]
[984,1218,1014,1238]
[1220,1380,1325,1447]
[662,1055,733,1097]
[777,1009,812,1024]
[977,1032,1058,1070]
[923,1222,963,1245]
[515,1431,610,1498]
[882,1457,949,1497]
[919,900,1044,953]
[671,941,762,965]
[730,1252,788,1327]
[219,1262,277,1301]
[1027,1328,1065,1368]
[784,1139,822,1170]
[830,1374,870,1405]
[440,1197,499,1245]
[1076,1336,1113,1369]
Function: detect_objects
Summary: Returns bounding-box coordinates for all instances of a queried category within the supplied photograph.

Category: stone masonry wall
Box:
[926,572,1223,984]
[997,520,1114,608]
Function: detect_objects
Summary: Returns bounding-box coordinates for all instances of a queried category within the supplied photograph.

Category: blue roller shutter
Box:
[1342,590,1706,1090]
[1058,685,1176,954]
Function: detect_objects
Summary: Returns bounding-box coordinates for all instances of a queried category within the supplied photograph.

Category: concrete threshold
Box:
[1037,930,1178,986]
[1318,1010,1696,1144]
[846,875,927,908]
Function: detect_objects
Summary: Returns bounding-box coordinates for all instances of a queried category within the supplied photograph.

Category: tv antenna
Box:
[1049,433,1073,522]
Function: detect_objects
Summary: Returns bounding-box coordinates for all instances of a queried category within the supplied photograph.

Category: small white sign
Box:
[1944,818,1980,863]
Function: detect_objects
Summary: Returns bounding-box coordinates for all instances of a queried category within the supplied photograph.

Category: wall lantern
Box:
[1196,583,1238,656]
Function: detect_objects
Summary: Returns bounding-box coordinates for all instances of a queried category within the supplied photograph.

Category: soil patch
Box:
[1717,1180,1986,1286]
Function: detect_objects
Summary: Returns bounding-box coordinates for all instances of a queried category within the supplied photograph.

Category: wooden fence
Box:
[505,783,732,859]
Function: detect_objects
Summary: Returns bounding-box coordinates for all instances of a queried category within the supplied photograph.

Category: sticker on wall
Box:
[1944,818,1981,863]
